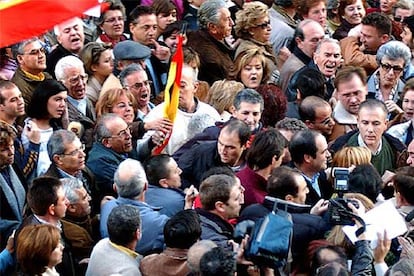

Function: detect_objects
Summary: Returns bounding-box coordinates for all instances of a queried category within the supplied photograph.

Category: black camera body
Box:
[328,198,360,225]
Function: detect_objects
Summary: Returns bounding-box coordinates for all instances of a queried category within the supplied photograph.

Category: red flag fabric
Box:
[0,0,98,48]
[152,34,184,155]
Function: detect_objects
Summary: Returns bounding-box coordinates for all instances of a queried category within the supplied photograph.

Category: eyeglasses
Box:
[21,47,46,56]
[380,62,404,74]
[67,74,88,85]
[110,127,131,139]
[127,80,152,90]
[394,16,403,22]
[255,21,271,29]
[61,144,85,157]
[104,16,125,24]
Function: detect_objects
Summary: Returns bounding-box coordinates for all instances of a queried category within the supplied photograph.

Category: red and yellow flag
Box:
[0,0,98,48]
[153,34,184,155]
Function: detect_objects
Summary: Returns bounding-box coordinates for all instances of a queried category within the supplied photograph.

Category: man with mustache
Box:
[11,38,53,108]
[46,17,85,78]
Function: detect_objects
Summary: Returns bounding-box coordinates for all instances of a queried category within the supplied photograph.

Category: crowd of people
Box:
[1,0,414,275]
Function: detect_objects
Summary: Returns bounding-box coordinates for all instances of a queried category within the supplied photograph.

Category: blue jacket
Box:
[145,185,185,217]
[100,197,169,255]
[86,142,127,199]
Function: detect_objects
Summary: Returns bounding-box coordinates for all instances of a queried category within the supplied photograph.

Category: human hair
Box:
[11,37,40,60]
[198,0,226,30]
[200,166,236,182]
[119,63,145,87]
[0,121,16,148]
[207,80,244,114]
[61,178,84,204]
[200,247,236,276]
[229,47,270,85]
[107,204,141,246]
[152,0,177,16]
[80,42,112,76]
[17,224,61,275]
[54,17,82,36]
[187,113,217,139]
[54,55,85,82]
[289,130,321,164]
[294,19,317,41]
[95,88,137,119]
[233,88,264,111]
[162,20,187,40]
[362,12,392,36]
[47,129,77,160]
[385,258,414,276]
[401,78,414,100]
[332,146,372,168]
[348,164,382,203]
[267,166,302,199]
[275,117,308,132]
[334,66,367,88]
[183,46,201,69]
[221,118,251,147]
[315,38,340,55]
[314,262,349,276]
[310,246,347,275]
[94,113,121,142]
[96,0,126,32]
[299,96,331,122]
[27,176,62,216]
[27,79,66,120]
[0,80,17,105]
[247,128,287,170]
[234,1,269,39]
[393,0,414,16]
[393,166,414,205]
[128,5,155,24]
[199,174,236,210]
[293,67,326,99]
[376,40,411,67]
[358,98,388,116]
[338,0,367,18]
[256,84,287,127]
[114,158,147,198]
[144,154,171,186]
[164,209,201,249]
[187,240,217,273]
[294,0,326,18]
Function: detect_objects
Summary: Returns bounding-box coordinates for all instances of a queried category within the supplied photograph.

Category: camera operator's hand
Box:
[230,235,254,266]
[347,198,365,217]
[374,231,391,263]
[310,199,329,216]
[398,236,414,259]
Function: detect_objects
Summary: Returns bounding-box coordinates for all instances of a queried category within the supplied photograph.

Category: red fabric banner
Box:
[0,0,98,48]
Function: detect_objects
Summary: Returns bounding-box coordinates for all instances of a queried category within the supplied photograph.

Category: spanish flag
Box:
[0,0,98,48]
[153,33,184,155]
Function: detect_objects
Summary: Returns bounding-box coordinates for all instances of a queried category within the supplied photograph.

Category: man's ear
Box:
[48,204,56,216]
[228,105,236,114]
[215,201,226,213]
[285,194,294,202]
[207,22,217,34]
[102,138,111,148]
[159,178,169,188]
[67,204,77,214]
[304,120,313,129]
[381,34,390,44]
[112,183,117,193]
[53,154,63,165]
[303,153,312,164]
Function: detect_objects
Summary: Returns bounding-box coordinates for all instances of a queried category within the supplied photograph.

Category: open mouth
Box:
[140,93,148,100]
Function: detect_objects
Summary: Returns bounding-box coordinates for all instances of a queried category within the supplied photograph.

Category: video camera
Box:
[327,167,359,225]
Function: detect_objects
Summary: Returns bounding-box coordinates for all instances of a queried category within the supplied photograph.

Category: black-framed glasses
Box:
[255,21,271,29]
[380,62,404,74]
[104,16,125,24]
[394,16,403,22]
[110,127,131,139]
[22,47,46,56]
[127,80,152,90]
[60,144,85,157]
[67,74,88,85]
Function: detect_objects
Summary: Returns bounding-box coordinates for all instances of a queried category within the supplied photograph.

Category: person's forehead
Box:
[64,66,84,76]
[303,22,324,36]
[337,75,365,92]
[218,7,231,19]
[219,129,241,144]
[24,40,42,50]
[319,42,341,52]
[2,86,21,98]
[136,13,157,24]
[314,104,332,116]
[381,56,405,65]
[107,117,127,131]
[358,106,387,118]
[59,18,82,30]
[65,138,82,149]
[237,101,261,111]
